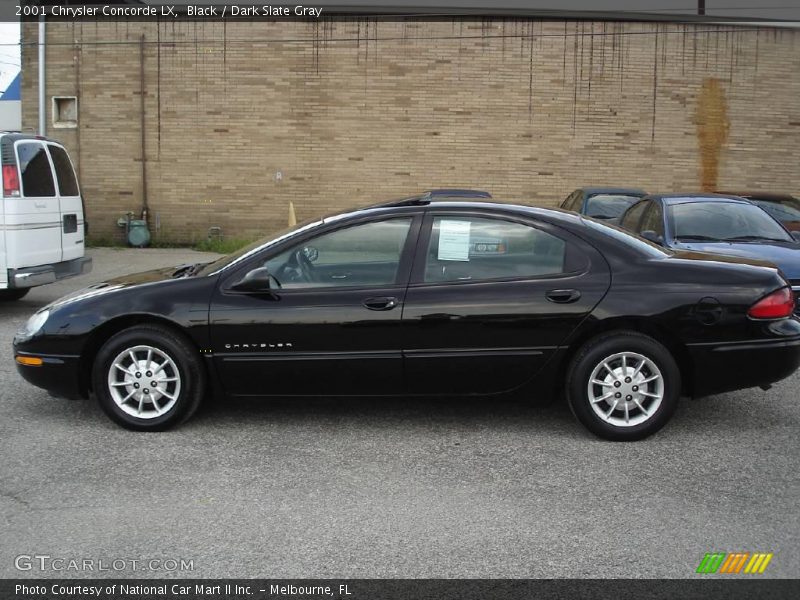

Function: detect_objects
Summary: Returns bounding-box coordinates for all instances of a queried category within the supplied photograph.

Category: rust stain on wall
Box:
[695,78,730,191]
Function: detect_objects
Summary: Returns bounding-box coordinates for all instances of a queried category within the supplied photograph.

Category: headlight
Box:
[17,310,50,341]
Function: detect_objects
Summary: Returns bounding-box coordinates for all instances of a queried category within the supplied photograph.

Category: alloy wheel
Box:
[587,351,664,427]
[106,345,182,419]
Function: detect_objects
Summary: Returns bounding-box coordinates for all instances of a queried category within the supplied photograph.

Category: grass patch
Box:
[192,237,254,254]
[86,236,125,248]
[87,235,255,254]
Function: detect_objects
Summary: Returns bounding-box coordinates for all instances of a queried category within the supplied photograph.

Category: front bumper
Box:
[14,352,83,400]
[688,321,800,397]
[8,256,92,289]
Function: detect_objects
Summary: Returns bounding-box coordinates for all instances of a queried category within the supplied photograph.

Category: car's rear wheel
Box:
[93,324,204,431]
[0,288,30,301]
[566,331,680,441]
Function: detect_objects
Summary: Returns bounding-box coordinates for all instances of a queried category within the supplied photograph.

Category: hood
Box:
[45,264,200,311]
[670,240,800,281]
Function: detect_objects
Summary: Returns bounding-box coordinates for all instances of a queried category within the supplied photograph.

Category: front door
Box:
[402,211,611,395]
[210,214,421,397]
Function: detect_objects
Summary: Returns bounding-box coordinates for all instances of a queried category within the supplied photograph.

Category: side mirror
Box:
[231,267,273,292]
[640,230,664,246]
[791,231,800,243]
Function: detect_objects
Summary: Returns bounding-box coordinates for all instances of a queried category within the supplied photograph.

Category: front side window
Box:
[423,216,568,283]
[17,142,55,197]
[263,218,413,289]
[668,201,793,242]
[48,145,80,196]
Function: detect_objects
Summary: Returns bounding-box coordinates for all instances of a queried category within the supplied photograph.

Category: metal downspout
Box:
[38,16,46,136]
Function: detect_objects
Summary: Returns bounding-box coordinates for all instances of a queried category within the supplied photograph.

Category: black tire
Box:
[566,331,680,441]
[0,288,30,301]
[93,324,205,431]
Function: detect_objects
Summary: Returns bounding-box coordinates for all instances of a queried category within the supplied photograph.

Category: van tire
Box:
[0,288,30,301]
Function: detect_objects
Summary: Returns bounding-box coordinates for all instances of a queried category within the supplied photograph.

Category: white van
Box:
[0,132,91,300]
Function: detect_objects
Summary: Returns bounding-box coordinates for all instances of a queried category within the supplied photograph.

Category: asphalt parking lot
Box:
[1,248,799,579]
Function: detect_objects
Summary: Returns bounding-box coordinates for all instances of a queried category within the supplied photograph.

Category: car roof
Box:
[580,187,647,196]
[717,191,800,203]
[326,198,585,227]
[644,193,753,205]
[0,131,58,142]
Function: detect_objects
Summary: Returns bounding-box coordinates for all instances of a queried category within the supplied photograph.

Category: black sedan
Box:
[13,191,800,440]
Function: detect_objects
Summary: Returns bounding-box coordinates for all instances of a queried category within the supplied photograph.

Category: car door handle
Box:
[545,289,581,304]
[363,297,398,311]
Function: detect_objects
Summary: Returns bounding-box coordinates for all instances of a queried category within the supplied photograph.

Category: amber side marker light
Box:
[16,356,43,367]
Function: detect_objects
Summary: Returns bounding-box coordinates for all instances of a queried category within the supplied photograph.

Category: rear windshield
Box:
[48,145,80,196]
[585,194,643,219]
[16,142,55,197]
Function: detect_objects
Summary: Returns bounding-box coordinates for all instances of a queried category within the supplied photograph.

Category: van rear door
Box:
[46,143,84,261]
[4,140,61,269]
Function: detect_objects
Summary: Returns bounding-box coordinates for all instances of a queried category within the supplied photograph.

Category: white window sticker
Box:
[437,220,471,261]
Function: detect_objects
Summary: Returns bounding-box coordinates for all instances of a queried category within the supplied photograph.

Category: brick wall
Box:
[20,19,800,243]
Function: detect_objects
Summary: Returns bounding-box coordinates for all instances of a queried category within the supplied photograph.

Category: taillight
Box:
[748,287,795,319]
[2,164,20,197]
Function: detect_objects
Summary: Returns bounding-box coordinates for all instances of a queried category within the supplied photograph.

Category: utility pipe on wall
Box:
[139,35,148,224]
[38,15,46,136]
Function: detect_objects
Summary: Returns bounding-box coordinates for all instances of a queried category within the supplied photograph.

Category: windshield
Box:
[584,194,643,219]
[195,218,324,276]
[668,202,793,242]
[581,217,671,258]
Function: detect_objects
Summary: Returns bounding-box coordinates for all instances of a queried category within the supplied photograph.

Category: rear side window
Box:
[423,216,569,283]
[48,145,80,196]
[620,201,648,231]
[16,142,55,197]
[640,203,665,237]
[564,191,582,212]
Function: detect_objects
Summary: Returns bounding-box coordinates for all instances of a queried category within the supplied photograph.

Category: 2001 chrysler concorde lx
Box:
[13,191,800,440]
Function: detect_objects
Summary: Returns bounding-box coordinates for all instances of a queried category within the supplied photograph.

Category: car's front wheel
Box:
[93,324,205,431]
[566,331,680,441]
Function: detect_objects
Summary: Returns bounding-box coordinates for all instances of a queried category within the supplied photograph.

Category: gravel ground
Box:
[1,248,798,579]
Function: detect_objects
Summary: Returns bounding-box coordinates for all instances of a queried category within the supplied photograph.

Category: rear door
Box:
[402,210,611,395]
[3,140,61,269]
[46,143,84,262]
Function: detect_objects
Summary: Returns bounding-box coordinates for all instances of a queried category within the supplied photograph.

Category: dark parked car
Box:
[718,191,800,233]
[561,187,647,224]
[14,191,800,441]
[618,193,800,314]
